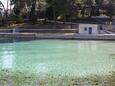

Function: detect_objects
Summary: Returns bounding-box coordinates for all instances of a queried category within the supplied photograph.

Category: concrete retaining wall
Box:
[0,33,115,40]
[0,33,35,38]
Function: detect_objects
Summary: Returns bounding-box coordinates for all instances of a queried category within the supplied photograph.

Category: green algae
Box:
[0,69,115,86]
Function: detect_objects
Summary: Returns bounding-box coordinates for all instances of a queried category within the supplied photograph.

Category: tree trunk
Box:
[52,0,56,28]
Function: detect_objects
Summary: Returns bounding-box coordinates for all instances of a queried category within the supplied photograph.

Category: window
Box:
[84,27,87,31]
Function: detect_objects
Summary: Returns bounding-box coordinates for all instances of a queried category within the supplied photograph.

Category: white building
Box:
[78,24,101,35]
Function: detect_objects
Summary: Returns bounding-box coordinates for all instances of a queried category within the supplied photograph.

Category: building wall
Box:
[79,24,98,35]
[102,24,115,30]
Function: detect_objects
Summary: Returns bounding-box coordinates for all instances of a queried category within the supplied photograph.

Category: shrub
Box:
[11,14,24,24]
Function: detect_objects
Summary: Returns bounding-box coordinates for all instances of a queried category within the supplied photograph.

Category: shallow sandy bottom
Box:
[0,70,115,86]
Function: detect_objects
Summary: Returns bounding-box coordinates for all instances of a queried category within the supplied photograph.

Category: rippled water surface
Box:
[0,39,115,76]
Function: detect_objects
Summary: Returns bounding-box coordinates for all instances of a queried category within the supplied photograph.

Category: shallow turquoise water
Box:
[0,40,115,76]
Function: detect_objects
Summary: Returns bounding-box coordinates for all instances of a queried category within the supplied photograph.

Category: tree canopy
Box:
[1,0,115,24]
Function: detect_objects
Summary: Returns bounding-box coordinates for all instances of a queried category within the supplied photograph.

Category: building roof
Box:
[79,23,98,26]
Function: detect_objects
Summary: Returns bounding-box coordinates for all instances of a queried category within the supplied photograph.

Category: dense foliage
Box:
[0,0,115,24]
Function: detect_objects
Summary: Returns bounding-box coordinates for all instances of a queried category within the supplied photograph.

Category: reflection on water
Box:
[0,40,115,76]
[0,43,15,69]
[36,63,49,74]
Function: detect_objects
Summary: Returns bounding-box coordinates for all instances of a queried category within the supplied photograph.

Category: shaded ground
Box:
[0,21,78,29]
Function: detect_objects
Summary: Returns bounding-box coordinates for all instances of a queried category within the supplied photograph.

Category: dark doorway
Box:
[89,27,92,34]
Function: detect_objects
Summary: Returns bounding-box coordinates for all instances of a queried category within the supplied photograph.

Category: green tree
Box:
[28,0,37,24]
[106,0,115,21]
